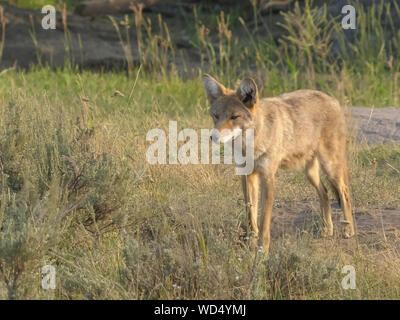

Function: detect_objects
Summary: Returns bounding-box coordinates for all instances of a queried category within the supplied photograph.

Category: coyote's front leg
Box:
[242,172,259,243]
[259,172,275,253]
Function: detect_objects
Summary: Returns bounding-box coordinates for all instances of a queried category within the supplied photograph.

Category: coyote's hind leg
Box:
[305,157,334,237]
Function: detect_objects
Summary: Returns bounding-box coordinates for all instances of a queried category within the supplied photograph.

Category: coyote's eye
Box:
[231,115,240,120]
[213,113,219,120]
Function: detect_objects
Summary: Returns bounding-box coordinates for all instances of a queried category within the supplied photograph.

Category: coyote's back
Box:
[256,89,348,171]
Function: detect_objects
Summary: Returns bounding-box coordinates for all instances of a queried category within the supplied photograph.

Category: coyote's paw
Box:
[341,220,355,238]
[319,225,333,238]
[245,232,258,248]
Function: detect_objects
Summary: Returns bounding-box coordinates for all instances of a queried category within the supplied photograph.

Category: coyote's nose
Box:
[210,135,212,141]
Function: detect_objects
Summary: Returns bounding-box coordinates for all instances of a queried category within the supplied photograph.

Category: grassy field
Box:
[0,68,398,299]
[0,1,399,299]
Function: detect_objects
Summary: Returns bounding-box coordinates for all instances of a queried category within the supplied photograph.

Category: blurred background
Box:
[1,1,398,85]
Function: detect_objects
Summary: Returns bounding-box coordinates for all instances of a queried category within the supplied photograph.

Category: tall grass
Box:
[0,68,398,299]
[0,6,5,66]
[102,0,400,107]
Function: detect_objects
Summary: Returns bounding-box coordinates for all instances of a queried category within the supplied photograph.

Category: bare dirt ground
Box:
[270,201,400,247]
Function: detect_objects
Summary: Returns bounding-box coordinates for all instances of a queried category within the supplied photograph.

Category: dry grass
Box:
[0,68,398,299]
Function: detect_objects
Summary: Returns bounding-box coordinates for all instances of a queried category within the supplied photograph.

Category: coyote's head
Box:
[202,74,258,144]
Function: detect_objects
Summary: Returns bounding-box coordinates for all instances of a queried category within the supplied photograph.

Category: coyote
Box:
[202,74,355,252]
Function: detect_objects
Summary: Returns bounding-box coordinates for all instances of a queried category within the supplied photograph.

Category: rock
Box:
[75,0,175,17]
[0,4,132,71]
[350,107,400,145]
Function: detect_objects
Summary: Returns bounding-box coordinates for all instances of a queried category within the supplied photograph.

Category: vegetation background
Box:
[0,0,399,299]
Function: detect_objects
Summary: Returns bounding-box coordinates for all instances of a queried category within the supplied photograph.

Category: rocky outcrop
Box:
[350,107,400,145]
[1,1,399,72]
[0,4,130,71]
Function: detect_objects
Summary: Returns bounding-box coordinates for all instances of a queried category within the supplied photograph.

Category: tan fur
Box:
[203,74,355,253]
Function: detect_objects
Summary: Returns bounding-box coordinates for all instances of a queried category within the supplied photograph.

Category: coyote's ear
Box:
[236,78,258,109]
[202,74,227,104]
